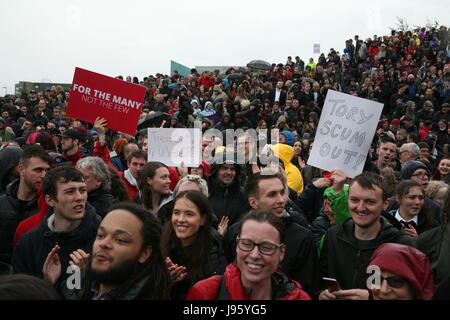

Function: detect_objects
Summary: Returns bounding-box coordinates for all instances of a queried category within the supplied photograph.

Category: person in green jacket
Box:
[306,58,317,70]
[311,170,351,255]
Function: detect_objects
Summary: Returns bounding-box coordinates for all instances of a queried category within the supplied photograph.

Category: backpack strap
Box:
[216,275,229,300]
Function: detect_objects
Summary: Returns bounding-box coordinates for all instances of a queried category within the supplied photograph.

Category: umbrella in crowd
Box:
[246,59,272,70]
[226,73,246,85]
[226,73,245,81]
[137,112,170,130]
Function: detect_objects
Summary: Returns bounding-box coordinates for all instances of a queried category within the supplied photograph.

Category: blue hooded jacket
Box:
[282,130,295,146]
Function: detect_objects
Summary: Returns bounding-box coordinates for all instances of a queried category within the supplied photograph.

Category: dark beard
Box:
[89,258,139,286]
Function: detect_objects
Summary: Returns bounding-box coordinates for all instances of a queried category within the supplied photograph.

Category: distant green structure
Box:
[15,81,71,94]
[170,60,191,77]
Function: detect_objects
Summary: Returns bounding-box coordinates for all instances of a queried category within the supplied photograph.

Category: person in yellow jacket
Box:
[306,58,316,70]
[269,143,304,195]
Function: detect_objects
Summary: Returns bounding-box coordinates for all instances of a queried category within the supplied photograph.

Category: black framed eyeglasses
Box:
[411,172,430,179]
[236,237,284,256]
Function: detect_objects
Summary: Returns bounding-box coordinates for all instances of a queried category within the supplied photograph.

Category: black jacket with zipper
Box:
[0,179,40,264]
[12,203,100,289]
[208,178,249,226]
[320,216,415,291]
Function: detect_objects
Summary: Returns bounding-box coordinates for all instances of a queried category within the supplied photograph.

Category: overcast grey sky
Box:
[0,0,448,95]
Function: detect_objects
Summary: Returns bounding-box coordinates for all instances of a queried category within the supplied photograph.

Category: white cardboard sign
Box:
[307,90,383,178]
[147,128,202,167]
[313,44,321,54]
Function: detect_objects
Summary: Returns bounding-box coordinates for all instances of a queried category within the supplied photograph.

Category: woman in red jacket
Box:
[186,210,311,300]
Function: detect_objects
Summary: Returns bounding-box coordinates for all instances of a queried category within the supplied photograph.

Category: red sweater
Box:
[419,127,430,141]
[198,76,215,90]
[120,172,138,200]
[63,149,82,167]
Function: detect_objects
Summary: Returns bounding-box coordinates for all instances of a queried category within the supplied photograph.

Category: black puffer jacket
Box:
[320,217,415,291]
[11,203,100,288]
[223,213,320,298]
[285,199,310,229]
[0,179,39,264]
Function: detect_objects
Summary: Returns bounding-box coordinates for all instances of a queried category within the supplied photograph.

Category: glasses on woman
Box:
[411,172,430,179]
[236,237,284,256]
[379,275,407,288]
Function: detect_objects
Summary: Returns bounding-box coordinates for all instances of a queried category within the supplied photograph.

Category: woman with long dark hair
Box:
[137,162,173,223]
[161,190,226,299]
[291,140,306,171]
[432,158,450,185]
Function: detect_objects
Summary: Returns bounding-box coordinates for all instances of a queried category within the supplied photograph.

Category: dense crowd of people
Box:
[0,25,449,300]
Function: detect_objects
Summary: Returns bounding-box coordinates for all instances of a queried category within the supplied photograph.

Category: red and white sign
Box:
[66,67,147,135]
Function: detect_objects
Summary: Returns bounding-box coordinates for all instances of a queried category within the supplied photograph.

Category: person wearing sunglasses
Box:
[186,210,311,300]
[367,243,434,300]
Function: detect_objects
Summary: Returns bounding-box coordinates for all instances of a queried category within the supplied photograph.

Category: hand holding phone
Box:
[323,277,341,292]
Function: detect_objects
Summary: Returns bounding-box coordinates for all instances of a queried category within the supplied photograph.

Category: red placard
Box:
[66,67,147,135]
